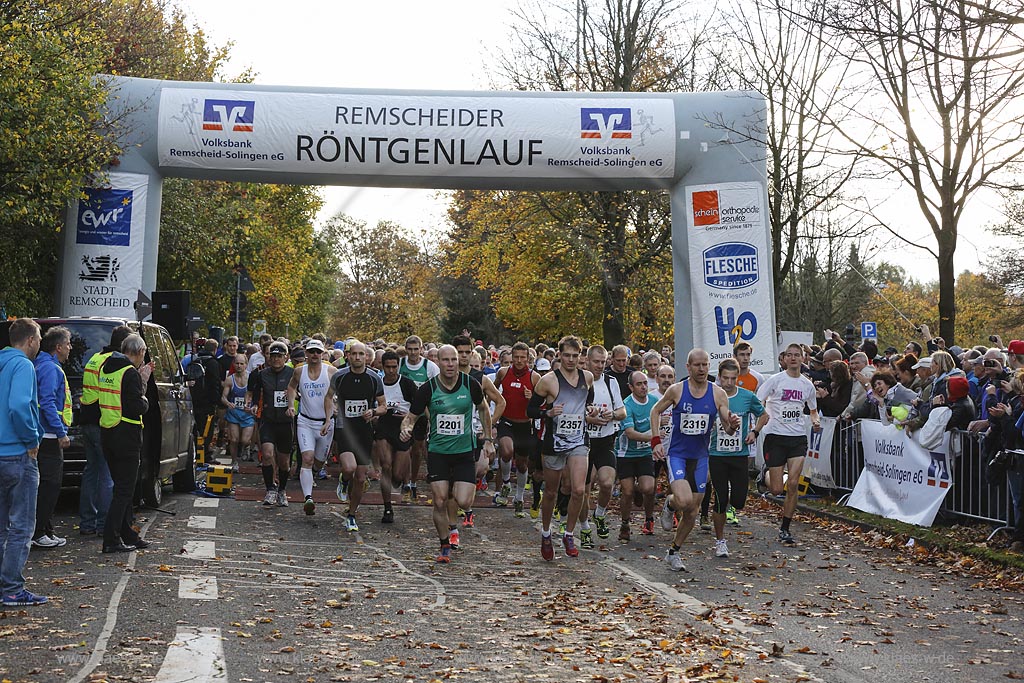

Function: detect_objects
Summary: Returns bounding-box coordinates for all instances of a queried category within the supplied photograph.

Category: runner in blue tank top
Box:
[649,349,740,572]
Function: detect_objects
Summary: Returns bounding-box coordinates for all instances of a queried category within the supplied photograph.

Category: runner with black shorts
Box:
[582,345,625,544]
[246,341,295,507]
[756,343,821,545]
[449,335,505,543]
[618,371,657,542]
[401,345,495,563]
[399,335,440,502]
[494,342,541,517]
[373,350,417,524]
[706,359,766,558]
[650,349,739,571]
[321,341,386,532]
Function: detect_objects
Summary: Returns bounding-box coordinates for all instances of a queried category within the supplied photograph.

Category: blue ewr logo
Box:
[76,189,133,246]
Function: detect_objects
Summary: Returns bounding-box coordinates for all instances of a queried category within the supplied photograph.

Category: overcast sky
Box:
[177,0,1001,289]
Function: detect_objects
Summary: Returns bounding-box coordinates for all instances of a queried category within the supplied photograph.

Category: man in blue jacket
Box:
[0,318,46,606]
[32,326,72,548]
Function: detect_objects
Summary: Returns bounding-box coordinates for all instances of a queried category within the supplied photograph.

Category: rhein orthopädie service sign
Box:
[61,172,148,318]
[156,89,676,179]
[686,182,774,371]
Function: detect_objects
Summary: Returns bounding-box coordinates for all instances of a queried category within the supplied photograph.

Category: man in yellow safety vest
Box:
[78,325,133,537]
[98,333,153,554]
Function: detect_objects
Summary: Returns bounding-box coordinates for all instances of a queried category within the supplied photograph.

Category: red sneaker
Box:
[541,534,554,561]
[436,545,452,563]
[448,529,460,550]
[563,534,579,558]
[641,519,655,535]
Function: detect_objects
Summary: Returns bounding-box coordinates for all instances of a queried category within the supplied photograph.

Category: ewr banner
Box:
[60,172,147,319]
[847,421,953,526]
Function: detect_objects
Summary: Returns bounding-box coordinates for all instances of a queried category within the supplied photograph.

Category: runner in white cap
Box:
[285,339,336,516]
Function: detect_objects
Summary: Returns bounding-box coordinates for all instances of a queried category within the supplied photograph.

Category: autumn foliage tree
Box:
[0,0,121,314]
[461,0,717,346]
[325,215,445,343]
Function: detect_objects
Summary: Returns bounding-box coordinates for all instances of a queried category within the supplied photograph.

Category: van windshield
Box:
[44,321,117,379]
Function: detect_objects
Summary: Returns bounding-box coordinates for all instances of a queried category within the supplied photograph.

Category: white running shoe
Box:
[276,491,289,507]
[262,490,277,506]
[664,549,686,572]
[660,495,675,532]
[715,538,730,558]
[31,535,61,548]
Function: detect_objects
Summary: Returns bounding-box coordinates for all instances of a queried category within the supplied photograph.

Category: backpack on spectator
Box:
[186,355,206,394]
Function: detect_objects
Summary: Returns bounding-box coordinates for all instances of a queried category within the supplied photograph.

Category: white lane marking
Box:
[327,510,446,609]
[153,627,228,683]
[329,509,363,543]
[68,513,161,683]
[187,515,217,529]
[193,498,220,508]
[178,575,218,600]
[182,540,216,560]
[362,542,447,609]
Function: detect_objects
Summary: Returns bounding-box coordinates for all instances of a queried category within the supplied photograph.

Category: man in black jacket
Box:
[190,339,223,450]
[98,334,153,553]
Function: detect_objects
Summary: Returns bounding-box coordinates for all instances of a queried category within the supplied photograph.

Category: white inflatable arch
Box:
[58,77,775,369]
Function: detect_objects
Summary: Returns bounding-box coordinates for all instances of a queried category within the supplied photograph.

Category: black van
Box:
[0,317,196,506]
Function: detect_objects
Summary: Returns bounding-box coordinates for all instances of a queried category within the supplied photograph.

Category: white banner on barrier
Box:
[157,90,676,179]
[685,182,776,373]
[751,415,835,489]
[803,416,837,488]
[60,172,148,319]
[847,420,953,526]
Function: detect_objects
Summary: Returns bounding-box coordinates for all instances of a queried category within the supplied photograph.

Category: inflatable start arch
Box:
[57,77,776,369]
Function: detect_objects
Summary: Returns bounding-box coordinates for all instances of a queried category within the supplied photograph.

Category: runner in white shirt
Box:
[285,339,337,516]
[580,345,626,546]
[755,343,822,545]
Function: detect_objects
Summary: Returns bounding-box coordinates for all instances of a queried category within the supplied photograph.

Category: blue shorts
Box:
[226,407,254,429]
[668,453,708,494]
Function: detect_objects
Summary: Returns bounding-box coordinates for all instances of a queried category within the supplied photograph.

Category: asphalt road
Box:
[1,473,1021,683]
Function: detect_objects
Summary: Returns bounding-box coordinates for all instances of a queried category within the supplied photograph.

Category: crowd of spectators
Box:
[799,325,1024,553]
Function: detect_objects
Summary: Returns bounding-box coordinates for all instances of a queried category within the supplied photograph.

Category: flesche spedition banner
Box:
[157,90,676,179]
[60,172,148,318]
[685,182,775,373]
[847,420,953,526]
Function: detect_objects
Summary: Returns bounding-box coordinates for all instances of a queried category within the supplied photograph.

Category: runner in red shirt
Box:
[494,342,542,517]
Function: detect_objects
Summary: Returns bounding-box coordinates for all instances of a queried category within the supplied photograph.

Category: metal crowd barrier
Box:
[828,420,1015,536]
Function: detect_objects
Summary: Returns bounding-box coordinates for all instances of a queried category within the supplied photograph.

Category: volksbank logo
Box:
[692,190,719,226]
[76,189,132,247]
[580,108,631,140]
[703,242,759,290]
[203,99,255,132]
